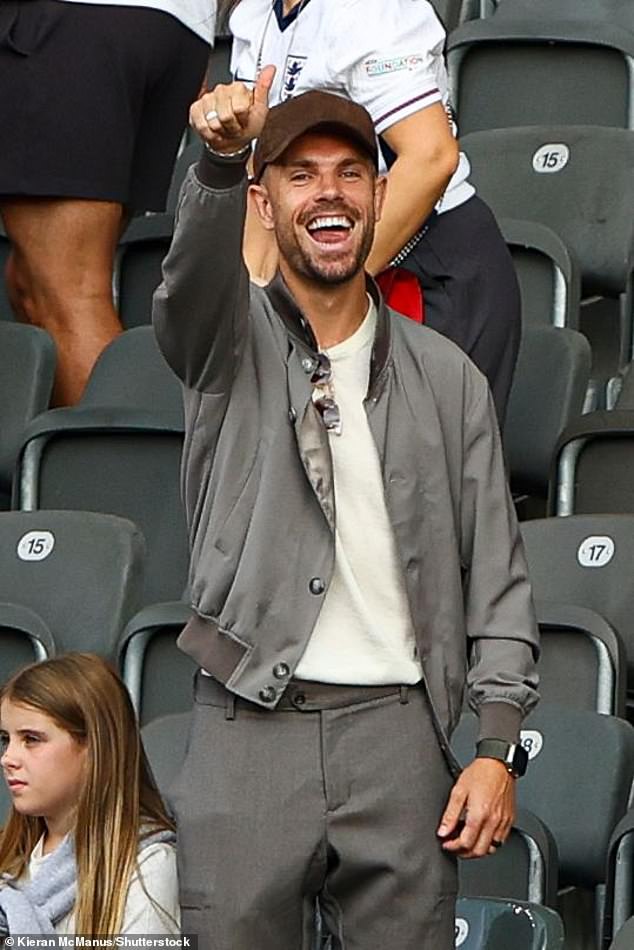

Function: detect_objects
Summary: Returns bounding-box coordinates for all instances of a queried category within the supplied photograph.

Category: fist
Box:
[189,65,276,155]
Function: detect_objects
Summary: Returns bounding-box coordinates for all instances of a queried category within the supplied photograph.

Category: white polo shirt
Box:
[57,0,216,44]
[230,0,473,212]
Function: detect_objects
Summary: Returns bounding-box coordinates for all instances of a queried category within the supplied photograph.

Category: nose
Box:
[1,739,19,770]
[316,170,344,201]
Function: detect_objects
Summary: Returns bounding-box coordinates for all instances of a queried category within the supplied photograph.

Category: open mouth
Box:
[306,214,354,246]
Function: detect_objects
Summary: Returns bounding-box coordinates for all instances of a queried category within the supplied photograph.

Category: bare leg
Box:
[1,198,125,406]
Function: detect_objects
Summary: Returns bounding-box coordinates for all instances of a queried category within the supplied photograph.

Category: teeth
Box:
[307,216,352,232]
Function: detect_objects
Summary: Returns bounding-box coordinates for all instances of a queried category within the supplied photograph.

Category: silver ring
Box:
[205,110,219,123]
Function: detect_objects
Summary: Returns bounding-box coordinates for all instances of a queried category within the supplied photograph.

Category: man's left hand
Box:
[436,758,515,859]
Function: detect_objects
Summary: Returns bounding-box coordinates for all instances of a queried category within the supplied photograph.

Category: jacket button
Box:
[273,662,290,680]
[301,357,315,373]
[259,686,276,703]
[288,407,297,423]
[309,577,325,595]
[292,692,307,707]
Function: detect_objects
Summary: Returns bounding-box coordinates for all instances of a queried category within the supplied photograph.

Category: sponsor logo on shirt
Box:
[364,54,424,77]
[283,54,308,99]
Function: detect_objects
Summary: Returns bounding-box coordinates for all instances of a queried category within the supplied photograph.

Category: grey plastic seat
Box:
[0,510,144,656]
[521,516,634,695]
[503,325,591,507]
[534,601,626,717]
[452,704,634,896]
[553,411,634,518]
[460,126,634,370]
[459,807,558,907]
[0,322,55,509]
[0,602,55,678]
[454,896,564,950]
[14,328,187,607]
[603,809,634,947]
[118,600,195,724]
[116,215,174,329]
[0,230,12,321]
[167,142,203,215]
[447,15,634,135]
[499,219,580,331]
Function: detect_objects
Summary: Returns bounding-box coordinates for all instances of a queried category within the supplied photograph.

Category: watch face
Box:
[511,743,529,776]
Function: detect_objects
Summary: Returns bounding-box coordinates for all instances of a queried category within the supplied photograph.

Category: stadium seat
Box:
[534,601,626,717]
[167,142,203,215]
[118,601,195,724]
[603,809,634,948]
[447,17,634,135]
[0,510,144,657]
[521,516,634,697]
[553,412,634,518]
[0,228,12,322]
[452,704,634,898]
[459,807,558,907]
[116,215,174,329]
[141,710,191,798]
[0,322,55,509]
[499,219,581,331]
[461,126,634,372]
[0,602,55,677]
[13,328,188,607]
[491,0,634,31]
[503,325,591,509]
[454,896,564,950]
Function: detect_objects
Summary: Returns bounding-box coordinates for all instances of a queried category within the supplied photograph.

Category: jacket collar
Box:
[263,271,392,397]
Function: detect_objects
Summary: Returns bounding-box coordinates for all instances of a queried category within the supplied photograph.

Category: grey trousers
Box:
[170,674,458,950]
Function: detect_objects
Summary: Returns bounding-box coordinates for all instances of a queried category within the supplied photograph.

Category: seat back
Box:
[460,126,634,301]
[521,515,634,690]
[116,216,173,330]
[0,231,12,321]
[0,323,55,501]
[609,916,634,950]
[118,601,196,725]
[452,704,634,888]
[503,325,590,498]
[448,19,634,134]
[0,510,144,656]
[141,711,191,797]
[535,602,626,716]
[455,896,565,950]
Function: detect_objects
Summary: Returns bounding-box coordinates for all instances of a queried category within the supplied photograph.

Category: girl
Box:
[214,0,521,424]
[0,653,179,935]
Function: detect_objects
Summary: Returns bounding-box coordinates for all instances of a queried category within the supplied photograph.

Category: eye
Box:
[23,734,42,746]
[0,733,8,754]
[342,168,362,179]
[289,171,312,183]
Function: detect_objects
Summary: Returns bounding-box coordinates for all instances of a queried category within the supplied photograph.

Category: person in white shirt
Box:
[0,653,179,935]
[0,0,214,405]
[219,0,520,424]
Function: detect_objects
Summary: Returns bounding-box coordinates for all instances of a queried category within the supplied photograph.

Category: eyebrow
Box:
[0,728,48,738]
[282,156,369,170]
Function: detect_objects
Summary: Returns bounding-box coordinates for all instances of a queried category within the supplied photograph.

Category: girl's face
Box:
[0,699,87,833]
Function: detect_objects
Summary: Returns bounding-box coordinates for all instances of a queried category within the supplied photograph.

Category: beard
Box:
[275,202,375,286]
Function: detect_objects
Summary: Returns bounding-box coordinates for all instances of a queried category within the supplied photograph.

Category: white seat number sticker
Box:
[577,536,615,568]
[532,144,570,173]
[17,530,55,562]
[520,729,544,760]
[455,918,469,947]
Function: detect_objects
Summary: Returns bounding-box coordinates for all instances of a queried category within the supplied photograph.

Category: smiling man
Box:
[153,75,539,950]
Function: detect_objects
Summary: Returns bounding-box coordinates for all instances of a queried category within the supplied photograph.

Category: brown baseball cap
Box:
[252,90,378,182]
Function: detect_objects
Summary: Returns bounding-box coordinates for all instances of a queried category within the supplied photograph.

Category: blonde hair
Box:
[0,653,174,934]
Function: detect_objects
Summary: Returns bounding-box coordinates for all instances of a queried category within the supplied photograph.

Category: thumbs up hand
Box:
[189,65,276,154]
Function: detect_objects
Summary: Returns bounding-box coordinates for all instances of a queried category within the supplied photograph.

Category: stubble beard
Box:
[276,211,375,287]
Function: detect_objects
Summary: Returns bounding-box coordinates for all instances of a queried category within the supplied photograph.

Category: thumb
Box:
[254,64,276,108]
[437,784,467,838]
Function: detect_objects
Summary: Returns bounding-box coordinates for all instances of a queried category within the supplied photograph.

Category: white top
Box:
[294,299,423,685]
[28,837,180,934]
[230,0,474,212]
[57,0,216,45]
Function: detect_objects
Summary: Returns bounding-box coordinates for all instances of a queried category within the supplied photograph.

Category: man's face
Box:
[252,131,386,285]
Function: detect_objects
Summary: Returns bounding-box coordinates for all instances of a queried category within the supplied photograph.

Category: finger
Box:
[214,93,245,137]
[253,64,276,108]
[232,85,254,129]
[437,785,467,839]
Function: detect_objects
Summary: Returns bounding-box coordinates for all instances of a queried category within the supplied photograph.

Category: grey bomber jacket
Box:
[153,150,540,754]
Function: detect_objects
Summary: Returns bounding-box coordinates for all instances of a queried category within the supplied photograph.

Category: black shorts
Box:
[0,1,209,211]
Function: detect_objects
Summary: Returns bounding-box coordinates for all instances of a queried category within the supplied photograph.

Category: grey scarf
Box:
[0,827,176,935]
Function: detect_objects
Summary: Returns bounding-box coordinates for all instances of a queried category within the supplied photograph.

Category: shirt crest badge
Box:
[282,54,307,99]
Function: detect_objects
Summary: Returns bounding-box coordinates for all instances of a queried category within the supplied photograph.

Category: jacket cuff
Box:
[477,702,523,744]
[196,147,250,190]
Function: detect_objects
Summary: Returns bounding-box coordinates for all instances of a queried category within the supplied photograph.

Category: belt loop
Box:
[225,692,236,721]
[399,686,409,705]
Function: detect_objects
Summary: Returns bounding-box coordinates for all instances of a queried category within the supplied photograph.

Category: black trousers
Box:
[404,194,521,428]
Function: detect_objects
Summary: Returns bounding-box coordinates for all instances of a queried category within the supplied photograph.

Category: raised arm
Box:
[152,67,275,392]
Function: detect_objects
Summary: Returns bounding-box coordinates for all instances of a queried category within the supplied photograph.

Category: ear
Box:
[373,174,388,223]
[249,182,276,232]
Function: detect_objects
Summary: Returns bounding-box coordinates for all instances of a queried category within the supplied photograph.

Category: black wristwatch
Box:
[475,738,528,778]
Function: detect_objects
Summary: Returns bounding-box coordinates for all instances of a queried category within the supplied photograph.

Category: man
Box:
[154,70,539,950]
